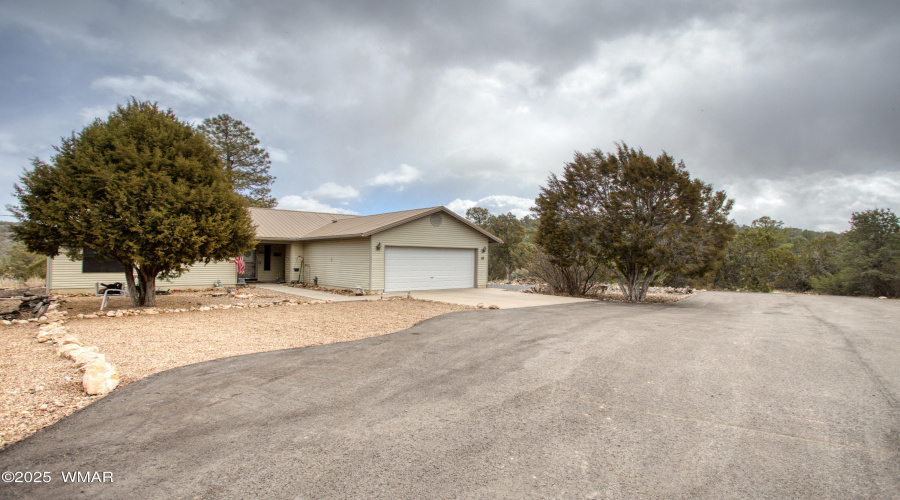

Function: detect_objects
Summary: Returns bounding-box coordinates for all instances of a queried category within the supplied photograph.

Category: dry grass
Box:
[0,291,471,450]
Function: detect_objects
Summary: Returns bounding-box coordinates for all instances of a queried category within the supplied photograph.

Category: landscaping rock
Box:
[488,305,499,309]
[81,361,120,395]
[66,346,100,361]
[54,334,81,346]
[56,343,83,359]
[72,351,106,368]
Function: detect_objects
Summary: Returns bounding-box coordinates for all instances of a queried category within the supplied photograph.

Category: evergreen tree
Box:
[534,143,734,301]
[717,217,797,292]
[816,208,900,297]
[466,208,532,281]
[9,99,256,306]
[198,114,277,208]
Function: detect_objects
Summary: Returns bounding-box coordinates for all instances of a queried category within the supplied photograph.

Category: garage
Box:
[384,247,475,292]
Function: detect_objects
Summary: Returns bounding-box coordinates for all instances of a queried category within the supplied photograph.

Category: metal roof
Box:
[247,206,502,243]
[248,208,358,240]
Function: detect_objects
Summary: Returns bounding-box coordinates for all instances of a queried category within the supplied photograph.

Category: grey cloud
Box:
[1,0,898,229]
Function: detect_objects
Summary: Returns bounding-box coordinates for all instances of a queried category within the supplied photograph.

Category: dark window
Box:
[264,245,271,271]
[82,248,125,273]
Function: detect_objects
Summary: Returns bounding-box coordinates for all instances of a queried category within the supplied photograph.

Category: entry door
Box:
[240,249,257,280]
[384,247,475,291]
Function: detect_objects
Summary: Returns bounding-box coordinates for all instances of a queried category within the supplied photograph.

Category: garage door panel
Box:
[385,247,474,291]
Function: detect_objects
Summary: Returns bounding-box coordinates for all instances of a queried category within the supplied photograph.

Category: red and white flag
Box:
[235,255,245,275]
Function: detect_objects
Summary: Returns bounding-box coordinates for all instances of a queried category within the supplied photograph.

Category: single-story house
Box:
[46,206,502,294]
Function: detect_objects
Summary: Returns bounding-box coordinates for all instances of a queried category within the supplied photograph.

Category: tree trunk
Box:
[137,266,158,307]
[122,264,141,307]
[616,268,654,302]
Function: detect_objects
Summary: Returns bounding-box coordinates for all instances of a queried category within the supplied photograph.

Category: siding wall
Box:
[285,242,304,283]
[304,237,371,290]
[370,214,490,292]
[49,255,237,293]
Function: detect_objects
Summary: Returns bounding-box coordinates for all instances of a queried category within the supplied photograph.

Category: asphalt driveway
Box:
[1,292,898,498]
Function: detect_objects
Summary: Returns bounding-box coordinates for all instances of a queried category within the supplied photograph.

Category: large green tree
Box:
[717,217,796,292]
[535,143,735,301]
[814,208,900,297]
[9,99,256,306]
[466,207,530,281]
[198,114,277,208]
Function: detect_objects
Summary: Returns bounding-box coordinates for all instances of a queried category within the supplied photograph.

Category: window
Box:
[264,245,271,271]
[82,248,125,273]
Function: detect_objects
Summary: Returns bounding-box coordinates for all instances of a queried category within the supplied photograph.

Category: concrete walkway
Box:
[252,283,392,302]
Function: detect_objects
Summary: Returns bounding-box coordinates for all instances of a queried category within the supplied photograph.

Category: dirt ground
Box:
[0,287,471,450]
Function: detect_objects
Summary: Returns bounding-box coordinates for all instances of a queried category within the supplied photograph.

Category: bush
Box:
[527,250,606,296]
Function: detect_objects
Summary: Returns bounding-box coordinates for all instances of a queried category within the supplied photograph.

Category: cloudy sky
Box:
[1,0,898,231]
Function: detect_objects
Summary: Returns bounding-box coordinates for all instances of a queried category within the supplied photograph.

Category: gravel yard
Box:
[1,288,470,450]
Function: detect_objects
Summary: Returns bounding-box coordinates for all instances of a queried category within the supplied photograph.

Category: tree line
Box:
[465,145,898,300]
[712,210,899,296]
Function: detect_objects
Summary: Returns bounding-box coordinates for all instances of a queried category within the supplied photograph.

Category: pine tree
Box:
[8,99,257,306]
[198,114,277,208]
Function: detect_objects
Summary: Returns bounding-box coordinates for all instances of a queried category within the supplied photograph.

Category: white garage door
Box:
[385,247,475,292]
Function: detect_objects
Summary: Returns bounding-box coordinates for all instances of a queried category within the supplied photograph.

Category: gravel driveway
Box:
[1,292,898,498]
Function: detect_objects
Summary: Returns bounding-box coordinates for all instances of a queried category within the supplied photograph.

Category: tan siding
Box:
[371,215,489,292]
[49,255,236,293]
[285,242,304,283]
[304,238,370,290]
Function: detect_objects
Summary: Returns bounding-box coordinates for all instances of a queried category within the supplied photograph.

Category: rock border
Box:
[33,304,119,396]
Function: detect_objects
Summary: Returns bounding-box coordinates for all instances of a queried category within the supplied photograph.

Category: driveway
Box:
[410,287,593,308]
[1,292,898,498]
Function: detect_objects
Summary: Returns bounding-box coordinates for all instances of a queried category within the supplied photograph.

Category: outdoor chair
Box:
[95,282,129,311]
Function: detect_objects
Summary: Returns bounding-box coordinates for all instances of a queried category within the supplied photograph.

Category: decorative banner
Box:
[235,255,245,275]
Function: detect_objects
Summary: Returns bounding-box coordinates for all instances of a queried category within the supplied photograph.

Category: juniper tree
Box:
[198,114,276,208]
[9,99,256,306]
[814,208,900,297]
[535,143,735,301]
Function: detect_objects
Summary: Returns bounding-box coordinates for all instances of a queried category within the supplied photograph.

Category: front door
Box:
[240,249,257,280]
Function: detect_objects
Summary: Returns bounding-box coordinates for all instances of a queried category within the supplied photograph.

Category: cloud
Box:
[305,182,359,200]
[0,131,25,156]
[91,75,207,105]
[725,171,900,232]
[276,195,358,214]
[78,105,115,123]
[446,195,535,218]
[369,164,422,187]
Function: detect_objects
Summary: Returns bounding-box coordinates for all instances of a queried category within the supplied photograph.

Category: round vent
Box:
[430,213,443,227]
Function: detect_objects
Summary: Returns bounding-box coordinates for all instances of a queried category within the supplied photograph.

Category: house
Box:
[46,206,502,294]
